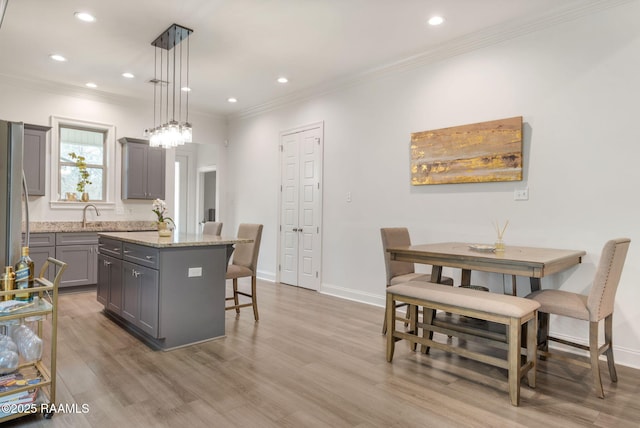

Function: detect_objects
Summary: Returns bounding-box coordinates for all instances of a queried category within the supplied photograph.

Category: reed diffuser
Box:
[494,220,509,252]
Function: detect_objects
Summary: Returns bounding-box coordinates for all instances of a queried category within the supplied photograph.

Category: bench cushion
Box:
[387,281,540,318]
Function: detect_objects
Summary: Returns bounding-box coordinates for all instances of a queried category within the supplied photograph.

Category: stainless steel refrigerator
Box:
[0,119,30,268]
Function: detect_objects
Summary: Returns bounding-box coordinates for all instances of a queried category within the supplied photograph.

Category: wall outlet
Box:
[188,267,202,277]
[514,188,529,201]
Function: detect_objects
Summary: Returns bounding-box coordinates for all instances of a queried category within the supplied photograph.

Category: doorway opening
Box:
[197,166,218,233]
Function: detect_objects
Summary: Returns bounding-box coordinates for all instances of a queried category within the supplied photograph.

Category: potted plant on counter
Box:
[152,199,175,237]
[69,152,92,202]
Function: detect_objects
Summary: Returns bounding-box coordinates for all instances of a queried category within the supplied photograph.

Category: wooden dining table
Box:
[387,242,586,294]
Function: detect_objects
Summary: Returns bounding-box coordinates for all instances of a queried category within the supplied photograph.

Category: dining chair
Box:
[380,227,454,334]
[225,223,263,321]
[202,221,223,236]
[527,237,630,398]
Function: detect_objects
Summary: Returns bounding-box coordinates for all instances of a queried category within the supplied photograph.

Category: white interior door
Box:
[279,124,323,290]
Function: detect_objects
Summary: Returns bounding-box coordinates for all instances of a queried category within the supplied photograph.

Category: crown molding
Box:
[230,0,635,121]
[0,72,223,120]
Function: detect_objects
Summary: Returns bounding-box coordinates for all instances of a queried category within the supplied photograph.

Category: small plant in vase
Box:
[152,199,174,237]
[68,152,92,201]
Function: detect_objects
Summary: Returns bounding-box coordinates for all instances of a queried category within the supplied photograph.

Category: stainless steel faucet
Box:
[82,204,101,228]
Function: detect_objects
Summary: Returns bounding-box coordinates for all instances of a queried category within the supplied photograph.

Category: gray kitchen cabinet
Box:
[98,237,123,312]
[121,242,159,337]
[55,232,98,287]
[96,254,109,306]
[23,124,51,197]
[98,253,122,313]
[120,137,165,200]
[99,238,159,338]
[23,232,56,280]
[122,261,159,338]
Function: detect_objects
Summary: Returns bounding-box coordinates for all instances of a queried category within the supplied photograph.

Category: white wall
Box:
[226,2,640,367]
[0,78,225,225]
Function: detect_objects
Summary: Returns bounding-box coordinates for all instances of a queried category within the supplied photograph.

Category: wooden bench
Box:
[386,281,540,406]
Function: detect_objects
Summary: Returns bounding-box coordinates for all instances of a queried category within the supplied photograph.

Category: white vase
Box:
[157,221,171,237]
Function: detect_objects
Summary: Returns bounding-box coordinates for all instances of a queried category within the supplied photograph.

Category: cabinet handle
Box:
[145,256,154,260]
[113,247,120,251]
[123,250,131,254]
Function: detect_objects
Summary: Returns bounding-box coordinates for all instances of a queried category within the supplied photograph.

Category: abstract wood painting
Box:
[411,116,523,185]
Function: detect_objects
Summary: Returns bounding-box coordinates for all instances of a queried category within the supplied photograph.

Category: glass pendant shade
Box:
[148,24,193,149]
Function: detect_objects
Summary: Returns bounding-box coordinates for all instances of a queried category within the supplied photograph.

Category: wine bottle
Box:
[14,247,34,302]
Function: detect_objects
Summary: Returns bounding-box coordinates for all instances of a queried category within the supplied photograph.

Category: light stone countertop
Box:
[27,221,157,233]
[98,231,252,248]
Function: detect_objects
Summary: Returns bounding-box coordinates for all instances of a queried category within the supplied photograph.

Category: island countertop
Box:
[98,231,252,248]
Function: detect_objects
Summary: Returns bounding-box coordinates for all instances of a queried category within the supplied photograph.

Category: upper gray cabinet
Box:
[119,137,165,200]
[23,124,51,197]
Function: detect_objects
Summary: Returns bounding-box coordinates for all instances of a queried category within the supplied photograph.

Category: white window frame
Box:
[50,116,116,209]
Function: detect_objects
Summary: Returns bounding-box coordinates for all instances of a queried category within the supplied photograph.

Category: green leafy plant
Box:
[68,152,92,193]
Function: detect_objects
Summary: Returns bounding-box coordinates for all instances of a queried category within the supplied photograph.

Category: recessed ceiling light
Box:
[74,12,96,22]
[227,97,237,103]
[85,82,97,88]
[277,77,289,84]
[181,86,191,92]
[428,16,445,26]
[122,72,135,79]
[49,54,67,62]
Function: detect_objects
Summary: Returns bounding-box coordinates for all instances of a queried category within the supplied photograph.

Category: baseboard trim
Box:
[319,282,385,307]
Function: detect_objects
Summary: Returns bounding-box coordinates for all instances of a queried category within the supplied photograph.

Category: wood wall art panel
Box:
[410,116,523,185]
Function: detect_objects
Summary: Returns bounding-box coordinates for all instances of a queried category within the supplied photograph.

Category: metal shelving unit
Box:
[0,257,66,422]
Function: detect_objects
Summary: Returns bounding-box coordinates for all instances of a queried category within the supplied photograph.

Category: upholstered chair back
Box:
[232,223,263,272]
[381,228,415,286]
[587,238,630,322]
[203,221,223,236]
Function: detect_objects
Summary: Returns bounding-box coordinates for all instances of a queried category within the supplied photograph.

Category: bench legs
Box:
[386,291,538,407]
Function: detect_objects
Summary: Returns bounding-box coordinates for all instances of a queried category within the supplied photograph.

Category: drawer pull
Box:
[123,250,131,254]
[145,256,154,260]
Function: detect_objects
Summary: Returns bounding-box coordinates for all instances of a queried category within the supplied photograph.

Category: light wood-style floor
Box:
[5,280,640,427]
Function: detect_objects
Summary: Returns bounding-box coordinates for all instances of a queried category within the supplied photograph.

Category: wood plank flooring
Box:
[4,280,640,427]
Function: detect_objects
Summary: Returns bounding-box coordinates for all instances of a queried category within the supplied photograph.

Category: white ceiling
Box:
[0,0,609,117]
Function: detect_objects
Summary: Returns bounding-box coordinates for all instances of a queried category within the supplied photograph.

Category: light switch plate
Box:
[514,188,529,201]
[188,267,202,277]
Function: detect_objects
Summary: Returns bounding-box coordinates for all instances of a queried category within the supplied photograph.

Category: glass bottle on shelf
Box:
[14,247,34,302]
[0,267,15,301]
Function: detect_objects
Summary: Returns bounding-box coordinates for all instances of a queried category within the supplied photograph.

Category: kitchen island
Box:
[97,231,250,350]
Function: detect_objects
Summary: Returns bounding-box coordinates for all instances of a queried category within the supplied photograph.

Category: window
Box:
[59,126,106,201]
[50,116,116,208]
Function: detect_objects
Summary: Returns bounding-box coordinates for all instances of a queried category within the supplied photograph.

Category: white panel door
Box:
[279,125,323,290]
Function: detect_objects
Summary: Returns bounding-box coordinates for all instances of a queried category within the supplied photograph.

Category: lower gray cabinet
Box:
[98,253,122,313]
[24,233,56,281]
[30,246,56,281]
[26,232,98,287]
[55,244,98,287]
[122,261,159,338]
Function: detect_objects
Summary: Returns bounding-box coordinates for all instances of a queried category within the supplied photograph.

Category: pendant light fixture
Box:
[147,23,193,148]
